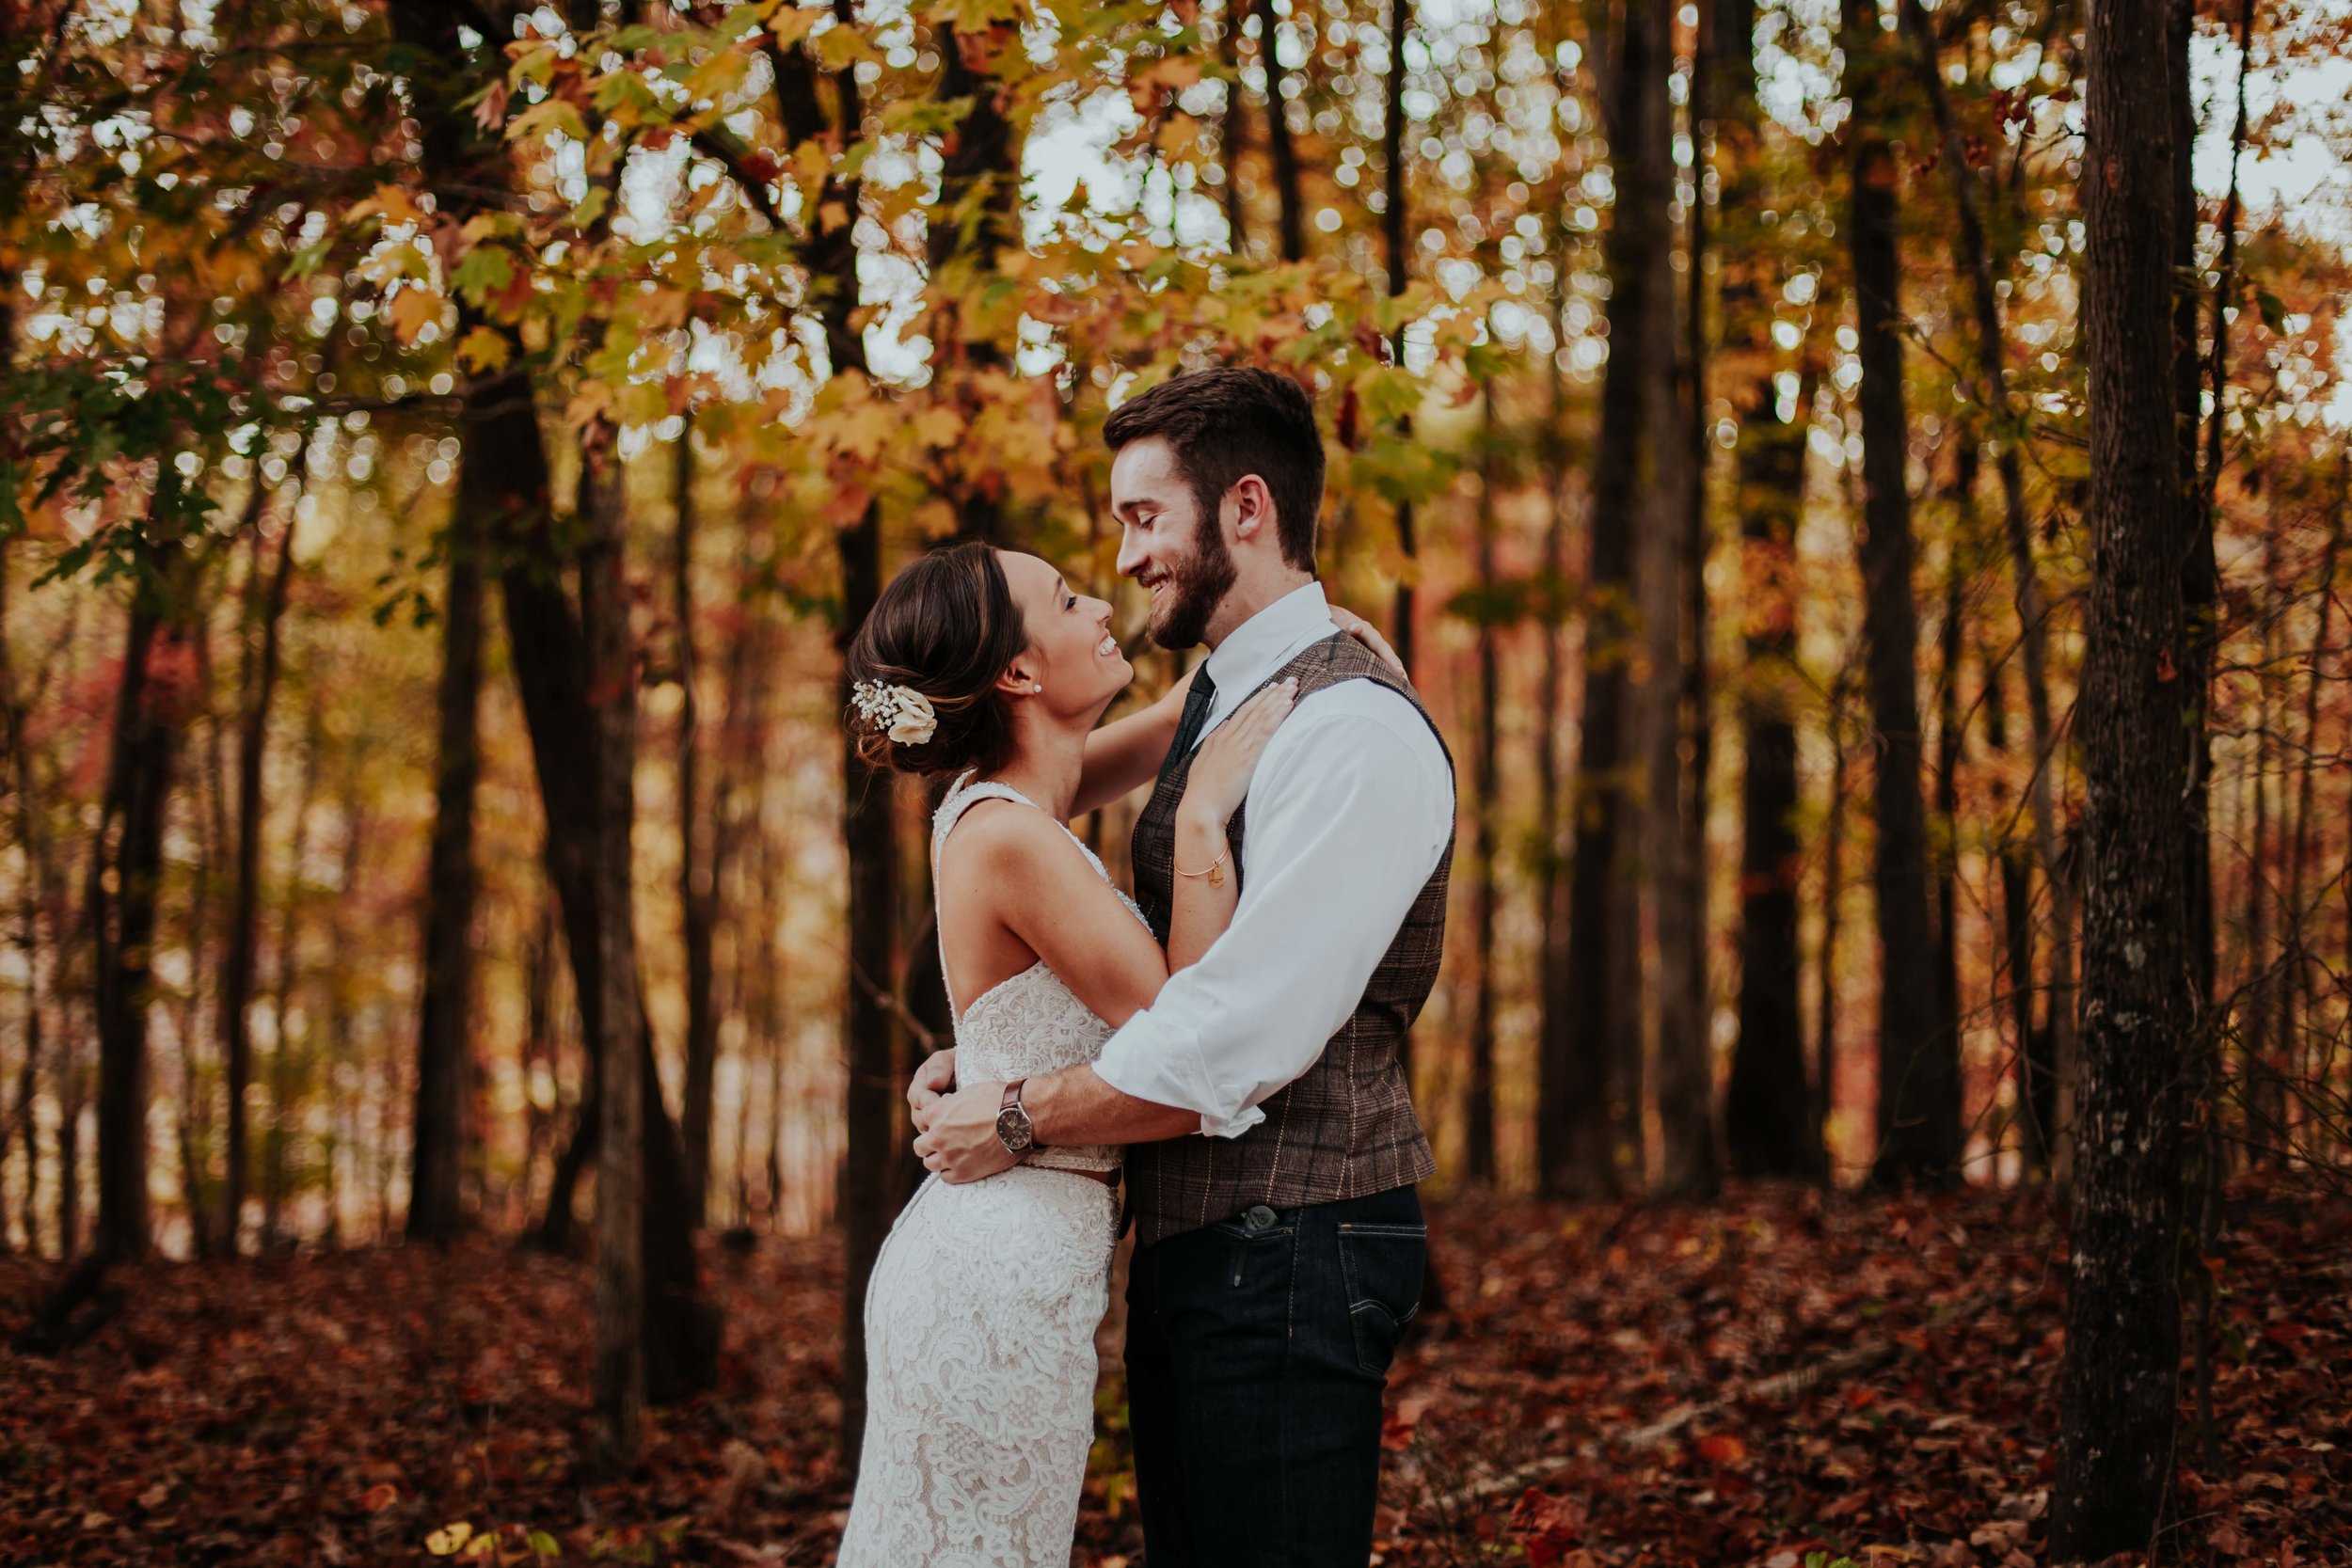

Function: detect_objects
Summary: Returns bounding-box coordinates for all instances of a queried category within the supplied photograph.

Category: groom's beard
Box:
[1146,516,1238,650]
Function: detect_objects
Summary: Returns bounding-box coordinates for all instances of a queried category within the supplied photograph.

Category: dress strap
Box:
[930,769,1045,850]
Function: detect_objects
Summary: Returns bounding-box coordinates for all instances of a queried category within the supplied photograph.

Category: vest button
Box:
[1244,1204,1278,1231]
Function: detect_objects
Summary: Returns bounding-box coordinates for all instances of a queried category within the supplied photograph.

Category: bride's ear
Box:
[993,661,1042,701]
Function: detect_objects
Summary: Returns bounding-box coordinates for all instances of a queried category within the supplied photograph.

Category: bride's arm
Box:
[1164,680,1295,971]
[1073,661,1196,817]
[1069,605,1401,817]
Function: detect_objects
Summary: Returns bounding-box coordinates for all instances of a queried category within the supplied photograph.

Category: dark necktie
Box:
[1157,668,1217,791]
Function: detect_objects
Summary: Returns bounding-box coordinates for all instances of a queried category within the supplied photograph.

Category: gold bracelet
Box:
[1174,843,1230,889]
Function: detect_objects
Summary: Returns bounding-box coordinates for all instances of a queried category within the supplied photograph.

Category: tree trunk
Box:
[1258,0,1306,262]
[1846,0,1951,1186]
[262,696,323,1248]
[1726,368,1820,1179]
[91,564,186,1262]
[1814,681,1851,1177]
[1547,0,1674,1200]
[1717,0,1817,1181]
[675,427,721,1228]
[389,0,718,1418]
[930,20,1016,543]
[1382,0,1417,676]
[2049,0,2189,1544]
[1654,0,1717,1204]
[1901,0,2078,1188]
[1463,383,1500,1186]
[577,437,647,1471]
[782,12,903,1464]
[409,462,486,1244]
[1534,258,1572,1196]
[2280,493,2338,1163]
[1932,447,1971,1107]
[1218,0,1250,253]
[220,492,298,1251]
[1980,643,2050,1170]
[2,546,55,1252]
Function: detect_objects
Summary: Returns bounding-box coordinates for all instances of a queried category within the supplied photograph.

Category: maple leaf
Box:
[387,285,441,347]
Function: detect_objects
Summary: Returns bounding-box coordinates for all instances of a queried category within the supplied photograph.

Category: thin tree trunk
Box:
[409,458,486,1244]
[1656,0,1718,1204]
[262,696,323,1247]
[320,750,370,1248]
[1726,365,1820,1179]
[1847,0,1950,1186]
[1258,0,1306,262]
[1533,258,1571,1192]
[2243,528,2277,1163]
[1814,678,1851,1179]
[1548,0,1673,1200]
[1980,642,2049,1171]
[2280,490,2338,1165]
[1932,446,1973,1116]
[91,562,186,1262]
[1897,0,2086,1190]
[1464,384,1500,1186]
[390,0,719,1418]
[675,426,720,1228]
[579,437,646,1472]
[220,485,297,1252]
[1382,0,1416,676]
[780,10,902,1462]
[2049,0,2189,1544]
[1218,0,1249,253]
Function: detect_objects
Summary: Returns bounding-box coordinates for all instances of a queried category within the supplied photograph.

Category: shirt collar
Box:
[1201,580,1330,721]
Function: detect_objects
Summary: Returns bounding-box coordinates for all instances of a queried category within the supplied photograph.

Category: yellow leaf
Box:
[909,406,963,449]
[426,1521,473,1556]
[913,498,958,538]
[388,285,439,347]
[455,326,511,375]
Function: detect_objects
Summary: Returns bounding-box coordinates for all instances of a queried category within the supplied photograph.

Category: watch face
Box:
[996,1106,1034,1153]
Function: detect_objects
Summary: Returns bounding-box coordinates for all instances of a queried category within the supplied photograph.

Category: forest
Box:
[1,0,2347,1561]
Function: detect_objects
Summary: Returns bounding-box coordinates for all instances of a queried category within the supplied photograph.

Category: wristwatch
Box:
[995,1080,1035,1155]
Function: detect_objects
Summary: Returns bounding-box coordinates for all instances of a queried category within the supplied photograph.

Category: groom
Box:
[911,366,1455,1566]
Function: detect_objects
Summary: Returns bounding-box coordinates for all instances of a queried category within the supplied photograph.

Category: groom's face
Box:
[1111,436,1237,651]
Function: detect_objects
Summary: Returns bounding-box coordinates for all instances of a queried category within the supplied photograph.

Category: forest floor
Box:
[1,1180,2344,1567]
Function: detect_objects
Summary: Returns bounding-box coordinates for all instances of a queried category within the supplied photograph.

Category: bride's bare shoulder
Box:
[937,798,1089,885]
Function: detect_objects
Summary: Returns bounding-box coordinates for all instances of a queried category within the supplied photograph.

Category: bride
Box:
[833,539,1392,1567]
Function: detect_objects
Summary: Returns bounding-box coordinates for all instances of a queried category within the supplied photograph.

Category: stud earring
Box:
[1032,682,1043,693]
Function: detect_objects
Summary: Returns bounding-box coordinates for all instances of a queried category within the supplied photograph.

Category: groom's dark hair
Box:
[1102,367,1325,572]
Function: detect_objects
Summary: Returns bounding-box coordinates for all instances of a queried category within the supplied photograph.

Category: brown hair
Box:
[1102,366,1326,571]
[845,541,1030,779]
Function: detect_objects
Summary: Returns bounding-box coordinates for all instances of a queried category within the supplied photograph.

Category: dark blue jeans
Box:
[1124,1185,1425,1567]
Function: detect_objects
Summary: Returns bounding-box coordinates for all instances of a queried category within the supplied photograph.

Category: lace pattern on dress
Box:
[833,772,1142,1567]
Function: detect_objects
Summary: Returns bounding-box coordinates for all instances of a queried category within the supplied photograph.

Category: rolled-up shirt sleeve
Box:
[1091,685,1455,1137]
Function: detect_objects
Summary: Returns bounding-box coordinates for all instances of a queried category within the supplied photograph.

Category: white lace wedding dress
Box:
[835,773,1133,1568]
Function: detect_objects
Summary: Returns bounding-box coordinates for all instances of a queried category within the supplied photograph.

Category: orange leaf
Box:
[360,1483,399,1513]
[1695,1432,1748,1465]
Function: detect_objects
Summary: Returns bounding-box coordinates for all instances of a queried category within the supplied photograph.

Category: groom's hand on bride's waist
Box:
[914,1080,1021,1183]
[907,1048,958,1134]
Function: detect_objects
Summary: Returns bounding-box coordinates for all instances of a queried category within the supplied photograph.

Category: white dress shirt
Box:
[1090,582,1457,1137]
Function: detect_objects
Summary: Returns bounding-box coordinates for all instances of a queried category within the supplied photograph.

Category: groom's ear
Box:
[1227,473,1275,547]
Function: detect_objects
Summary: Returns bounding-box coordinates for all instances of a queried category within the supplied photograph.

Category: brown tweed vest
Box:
[1125,632,1450,1246]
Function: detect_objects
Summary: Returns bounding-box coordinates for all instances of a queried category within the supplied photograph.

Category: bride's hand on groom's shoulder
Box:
[1327,604,1406,676]
[1182,679,1296,826]
[914,1081,1021,1184]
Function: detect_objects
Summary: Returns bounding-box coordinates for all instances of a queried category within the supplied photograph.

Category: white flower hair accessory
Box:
[851,679,939,746]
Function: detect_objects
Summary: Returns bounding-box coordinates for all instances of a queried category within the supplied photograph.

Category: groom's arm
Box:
[1043,688,1454,1145]
[914,688,1453,1180]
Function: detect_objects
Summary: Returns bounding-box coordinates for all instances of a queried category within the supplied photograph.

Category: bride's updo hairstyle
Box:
[845,540,1030,779]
